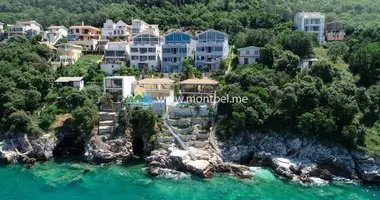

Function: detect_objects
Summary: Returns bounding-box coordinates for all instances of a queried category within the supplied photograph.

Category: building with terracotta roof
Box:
[68,24,101,50]
[179,78,218,102]
[325,21,345,41]
[294,12,325,43]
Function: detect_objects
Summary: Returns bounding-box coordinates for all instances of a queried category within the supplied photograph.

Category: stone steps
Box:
[99,125,114,134]
[99,120,115,126]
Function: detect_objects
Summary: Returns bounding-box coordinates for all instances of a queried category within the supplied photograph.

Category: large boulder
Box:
[84,136,133,164]
[352,151,380,183]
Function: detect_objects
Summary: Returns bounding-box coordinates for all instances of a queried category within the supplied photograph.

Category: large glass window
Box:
[131,48,138,52]
[148,48,156,52]
[105,79,122,88]
[116,51,125,57]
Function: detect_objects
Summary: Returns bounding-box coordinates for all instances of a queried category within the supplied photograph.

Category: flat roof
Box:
[55,43,83,49]
[48,25,68,30]
[180,78,218,85]
[237,46,260,51]
[55,77,83,83]
[138,78,174,84]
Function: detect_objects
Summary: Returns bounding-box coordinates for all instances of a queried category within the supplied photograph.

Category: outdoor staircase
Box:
[98,108,117,135]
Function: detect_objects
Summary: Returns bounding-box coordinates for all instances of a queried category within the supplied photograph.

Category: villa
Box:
[68,24,101,50]
[194,29,229,71]
[325,21,345,41]
[55,77,84,90]
[104,76,136,102]
[7,20,42,39]
[100,41,129,75]
[131,19,159,37]
[136,78,175,100]
[50,43,83,69]
[162,31,196,73]
[130,33,163,70]
[101,19,130,41]
[237,46,260,65]
[179,78,218,102]
[294,12,325,43]
[45,25,68,45]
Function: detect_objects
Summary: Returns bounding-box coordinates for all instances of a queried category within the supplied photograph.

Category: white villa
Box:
[162,31,196,73]
[104,76,136,101]
[195,29,229,71]
[0,22,4,33]
[294,12,326,43]
[237,46,260,65]
[101,19,130,41]
[130,33,163,70]
[100,41,129,75]
[131,19,159,37]
[55,77,84,90]
[45,25,68,45]
[51,43,83,69]
[7,20,42,39]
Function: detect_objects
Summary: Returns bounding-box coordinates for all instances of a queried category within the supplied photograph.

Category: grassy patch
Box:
[60,54,103,77]
[359,122,380,155]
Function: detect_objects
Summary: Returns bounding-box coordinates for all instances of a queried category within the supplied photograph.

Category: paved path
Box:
[163,116,196,160]
[209,117,222,158]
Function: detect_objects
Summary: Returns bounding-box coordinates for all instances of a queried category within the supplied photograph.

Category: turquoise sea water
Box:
[0,160,379,200]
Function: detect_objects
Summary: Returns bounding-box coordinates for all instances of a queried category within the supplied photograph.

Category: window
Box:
[246,50,250,55]
[116,51,124,57]
[140,56,147,61]
[105,51,115,56]
[149,56,156,60]
[105,79,122,88]
[180,48,186,53]
[163,48,169,53]
[148,48,156,52]
[131,48,138,53]
[163,57,168,62]
[131,56,138,60]
[244,58,249,65]
[214,47,222,52]
[140,48,147,54]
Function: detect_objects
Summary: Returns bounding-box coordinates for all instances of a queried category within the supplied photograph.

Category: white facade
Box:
[101,19,130,40]
[55,77,84,90]
[68,39,98,51]
[7,20,42,39]
[131,19,159,36]
[104,76,136,101]
[100,42,129,75]
[45,26,68,44]
[294,12,325,43]
[195,29,229,71]
[237,46,260,65]
[130,33,163,70]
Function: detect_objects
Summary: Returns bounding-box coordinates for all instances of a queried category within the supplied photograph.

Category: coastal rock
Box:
[84,136,133,164]
[147,166,190,179]
[221,132,380,183]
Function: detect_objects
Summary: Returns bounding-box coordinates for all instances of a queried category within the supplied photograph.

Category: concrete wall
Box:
[156,137,174,143]
[169,105,209,117]
[172,126,193,135]
[196,133,210,140]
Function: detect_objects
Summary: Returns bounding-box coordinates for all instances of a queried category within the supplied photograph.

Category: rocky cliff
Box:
[220,132,380,184]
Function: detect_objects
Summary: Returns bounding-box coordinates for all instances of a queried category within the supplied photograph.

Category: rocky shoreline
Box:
[220,132,380,184]
[1,131,379,185]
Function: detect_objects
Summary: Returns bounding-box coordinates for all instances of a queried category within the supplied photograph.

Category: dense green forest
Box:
[1,0,380,41]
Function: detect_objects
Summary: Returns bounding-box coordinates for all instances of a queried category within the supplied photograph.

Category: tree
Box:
[327,42,349,63]
[182,58,197,79]
[273,50,300,76]
[349,42,380,86]
[280,31,315,58]
[72,100,99,135]
[259,44,283,68]
[309,60,337,83]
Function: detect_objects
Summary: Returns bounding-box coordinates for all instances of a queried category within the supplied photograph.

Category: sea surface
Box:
[0,159,379,200]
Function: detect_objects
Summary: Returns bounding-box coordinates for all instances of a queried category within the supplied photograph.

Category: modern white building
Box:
[101,19,130,41]
[45,25,68,45]
[55,77,84,90]
[7,20,42,39]
[104,76,136,101]
[100,41,129,75]
[237,46,260,65]
[130,33,163,70]
[162,31,196,73]
[131,19,159,37]
[294,12,326,43]
[195,29,229,71]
